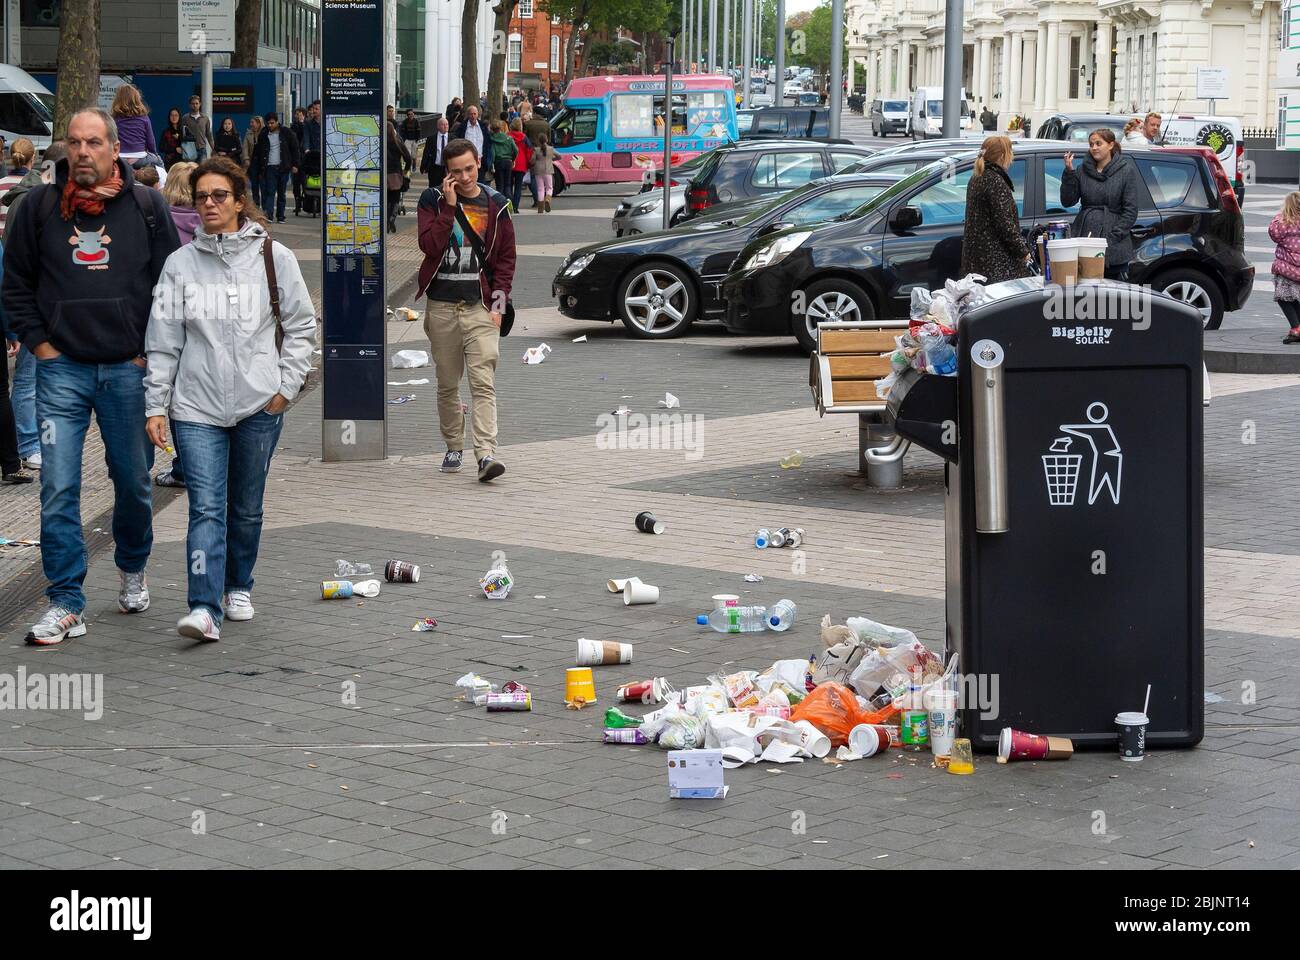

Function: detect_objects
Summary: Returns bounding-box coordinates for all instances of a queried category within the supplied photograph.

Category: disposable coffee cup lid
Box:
[1115,711,1149,725]
[998,726,1012,759]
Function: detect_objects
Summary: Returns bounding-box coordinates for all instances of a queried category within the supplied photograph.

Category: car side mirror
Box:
[759,220,795,237]
[890,206,922,231]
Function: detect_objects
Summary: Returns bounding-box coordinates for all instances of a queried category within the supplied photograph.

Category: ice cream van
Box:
[547,74,739,191]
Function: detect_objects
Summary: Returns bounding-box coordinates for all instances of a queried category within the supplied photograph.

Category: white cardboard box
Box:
[667,749,728,799]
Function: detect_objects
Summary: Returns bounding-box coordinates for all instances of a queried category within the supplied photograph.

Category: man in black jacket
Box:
[0,107,180,646]
[252,112,301,223]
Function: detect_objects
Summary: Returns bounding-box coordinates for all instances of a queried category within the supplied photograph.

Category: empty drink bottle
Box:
[767,599,797,631]
[697,606,769,633]
[755,528,772,549]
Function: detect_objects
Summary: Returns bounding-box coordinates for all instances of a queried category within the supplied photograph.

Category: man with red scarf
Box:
[1,108,180,645]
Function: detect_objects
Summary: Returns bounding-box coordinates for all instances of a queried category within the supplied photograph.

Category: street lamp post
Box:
[942,0,962,136]
[709,0,717,73]
[775,0,785,100]
[741,0,753,107]
[828,0,844,138]
[663,29,679,230]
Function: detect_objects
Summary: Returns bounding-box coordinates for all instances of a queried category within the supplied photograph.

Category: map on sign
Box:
[325,115,383,255]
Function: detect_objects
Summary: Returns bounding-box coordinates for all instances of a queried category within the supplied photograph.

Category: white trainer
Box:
[177,608,220,642]
[222,591,255,622]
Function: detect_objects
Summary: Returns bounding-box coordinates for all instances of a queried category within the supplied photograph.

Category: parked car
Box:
[611,150,720,236]
[870,99,910,137]
[721,141,1252,351]
[553,173,901,339]
[679,139,876,220]
[910,86,972,138]
[737,107,834,140]
[796,91,822,107]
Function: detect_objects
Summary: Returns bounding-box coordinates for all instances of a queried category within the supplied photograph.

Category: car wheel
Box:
[617,261,697,339]
[794,278,875,354]
[1157,268,1225,331]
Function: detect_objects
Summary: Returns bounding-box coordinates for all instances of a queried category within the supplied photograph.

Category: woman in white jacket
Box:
[144,156,316,642]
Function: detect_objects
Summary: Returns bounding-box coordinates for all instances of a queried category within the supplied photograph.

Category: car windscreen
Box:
[884,101,908,113]
[924,100,968,117]
[1065,122,1123,143]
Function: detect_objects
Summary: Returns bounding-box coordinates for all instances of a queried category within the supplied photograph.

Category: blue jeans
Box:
[261,168,290,220]
[36,355,155,612]
[172,410,283,624]
[10,341,37,458]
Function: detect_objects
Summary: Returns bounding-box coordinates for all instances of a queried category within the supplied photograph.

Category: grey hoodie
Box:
[144,219,316,426]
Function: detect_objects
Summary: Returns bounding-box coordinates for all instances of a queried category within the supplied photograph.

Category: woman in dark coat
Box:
[1060,128,1141,280]
[160,108,185,169]
[385,119,411,234]
[960,135,1031,283]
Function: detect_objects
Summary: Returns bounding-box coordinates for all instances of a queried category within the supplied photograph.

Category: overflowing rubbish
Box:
[320,579,381,599]
[657,392,680,409]
[391,349,430,369]
[617,678,673,704]
[604,706,643,728]
[486,681,532,711]
[604,727,652,744]
[576,638,633,666]
[997,727,1075,762]
[789,683,874,749]
[480,566,513,600]
[634,511,664,534]
[385,560,421,583]
[668,749,727,798]
[335,559,374,577]
[779,450,804,469]
[388,394,417,405]
[622,578,659,605]
[755,527,804,549]
[697,605,768,633]
[947,738,975,774]
[926,687,959,757]
[876,274,989,398]
[410,617,438,632]
[564,667,597,707]
[522,343,552,364]
[847,723,891,758]
[455,672,494,701]
[766,599,797,632]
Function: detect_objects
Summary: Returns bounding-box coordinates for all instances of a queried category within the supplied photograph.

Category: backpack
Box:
[32,182,161,246]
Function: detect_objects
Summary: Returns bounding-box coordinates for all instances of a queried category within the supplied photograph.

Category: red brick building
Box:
[508,0,582,94]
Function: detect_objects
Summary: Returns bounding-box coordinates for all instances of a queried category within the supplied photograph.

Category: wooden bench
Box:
[809,320,914,486]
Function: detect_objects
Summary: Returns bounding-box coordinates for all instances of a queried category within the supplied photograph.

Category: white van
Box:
[0,64,55,152]
[910,86,972,139]
[1156,115,1245,201]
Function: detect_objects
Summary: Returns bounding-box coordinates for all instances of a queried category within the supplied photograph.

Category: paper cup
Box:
[623,578,660,605]
[635,511,665,534]
[1046,238,1079,285]
[607,577,631,593]
[1075,237,1107,279]
[924,688,959,758]
[564,667,597,706]
[847,723,889,758]
[576,638,633,666]
[712,594,740,610]
[998,727,1074,762]
[793,719,832,758]
[1115,711,1148,761]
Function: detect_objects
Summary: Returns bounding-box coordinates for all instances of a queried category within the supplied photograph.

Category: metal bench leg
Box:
[860,412,906,489]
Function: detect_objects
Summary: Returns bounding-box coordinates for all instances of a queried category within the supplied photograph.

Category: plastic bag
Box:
[909,287,933,320]
[391,349,430,369]
[788,682,873,748]
[875,370,899,400]
[845,616,920,648]
[709,671,760,709]
[658,711,706,750]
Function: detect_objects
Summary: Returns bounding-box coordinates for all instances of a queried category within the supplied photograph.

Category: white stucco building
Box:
[848,0,1280,127]
[422,0,501,113]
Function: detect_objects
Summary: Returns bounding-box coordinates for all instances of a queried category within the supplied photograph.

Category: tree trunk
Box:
[52,0,100,140]
[233,0,262,69]
[487,0,518,121]
[562,2,588,88]
[463,0,483,108]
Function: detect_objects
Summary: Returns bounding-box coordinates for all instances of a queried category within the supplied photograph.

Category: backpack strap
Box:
[262,238,285,351]
[33,182,160,244]
[32,184,60,245]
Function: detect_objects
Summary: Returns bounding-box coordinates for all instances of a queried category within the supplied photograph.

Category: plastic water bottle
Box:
[335,559,374,577]
[923,337,957,376]
[755,528,772,549]
[767,599,797,632]
[697,606,769,633]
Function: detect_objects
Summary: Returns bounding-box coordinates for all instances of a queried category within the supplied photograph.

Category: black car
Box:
[738,107,833,140]
[840,139,986,177]
[552,173,901,339]
[680,140,876,220]
[722,142,1252,351]
[1035,113,1131,145]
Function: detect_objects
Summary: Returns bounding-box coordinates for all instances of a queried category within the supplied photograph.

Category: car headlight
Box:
[743,231,812,271]
[633,198,662,215]
[563,254,595,277]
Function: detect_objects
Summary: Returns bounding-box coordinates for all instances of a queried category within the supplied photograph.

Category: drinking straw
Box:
[1143,684,1151,717]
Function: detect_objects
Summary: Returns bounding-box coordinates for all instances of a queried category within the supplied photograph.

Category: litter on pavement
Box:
[391,349,430,369]
[657,392,680,409]
[522,343,552,364]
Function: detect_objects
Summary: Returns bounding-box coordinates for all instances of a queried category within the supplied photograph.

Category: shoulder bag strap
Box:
[262,238,284,351]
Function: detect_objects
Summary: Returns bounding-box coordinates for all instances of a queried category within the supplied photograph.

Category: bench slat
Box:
[819,329,897,353]
[830,379,885,402]
[829,355,893,379]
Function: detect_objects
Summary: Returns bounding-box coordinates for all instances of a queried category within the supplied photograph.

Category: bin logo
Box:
[1042,402,1123,507]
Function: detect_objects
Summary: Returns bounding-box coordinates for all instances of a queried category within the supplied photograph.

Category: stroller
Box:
[301,150,322,217]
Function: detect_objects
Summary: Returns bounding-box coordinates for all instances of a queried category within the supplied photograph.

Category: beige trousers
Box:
[424,299,500,461]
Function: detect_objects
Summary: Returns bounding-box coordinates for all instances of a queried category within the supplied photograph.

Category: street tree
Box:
[233,0,262,69]
[487,0,520,118]
[53,0,101,139]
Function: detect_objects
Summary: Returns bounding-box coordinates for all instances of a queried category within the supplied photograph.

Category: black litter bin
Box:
[886,279,1204,751]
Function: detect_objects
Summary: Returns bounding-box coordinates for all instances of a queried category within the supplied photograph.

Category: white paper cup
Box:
[793,719,832,758]
[576,638,633,666]
[1046,238,1079,284]
[847,723,888,758]
[1115,710,1149,761]
[1075,237,1108,279]
[924,688,959,758]
[712,594,740,610]
[623,578,660,605]
[607,578,631,593]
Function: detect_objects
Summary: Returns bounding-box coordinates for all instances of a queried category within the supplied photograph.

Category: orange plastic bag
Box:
[789,682,872,748]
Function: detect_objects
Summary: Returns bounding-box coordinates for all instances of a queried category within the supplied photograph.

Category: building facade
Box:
[848,0,1280,127]
[1279,0,1300,147]
[507,0,580,95]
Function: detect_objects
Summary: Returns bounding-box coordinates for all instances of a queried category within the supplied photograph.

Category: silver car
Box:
[612,185,688,236]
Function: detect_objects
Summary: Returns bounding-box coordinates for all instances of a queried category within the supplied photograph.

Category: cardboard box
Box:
[667,749,728,799]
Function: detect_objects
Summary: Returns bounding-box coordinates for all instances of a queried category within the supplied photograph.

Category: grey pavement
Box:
[0,118,1297,870]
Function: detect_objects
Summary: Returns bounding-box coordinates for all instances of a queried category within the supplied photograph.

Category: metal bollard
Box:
[860,412,904,488]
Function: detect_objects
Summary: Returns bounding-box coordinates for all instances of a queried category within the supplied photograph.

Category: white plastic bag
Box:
[392,349,430,369]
